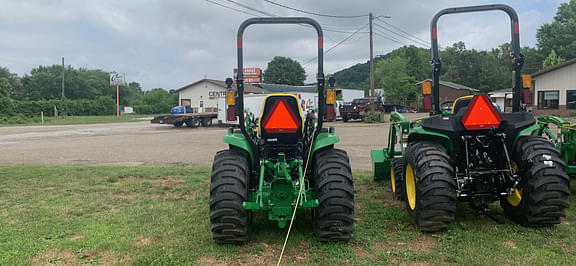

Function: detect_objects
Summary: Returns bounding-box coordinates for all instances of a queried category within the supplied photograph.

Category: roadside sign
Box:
[233,68,262,83]
[110,72,126,86]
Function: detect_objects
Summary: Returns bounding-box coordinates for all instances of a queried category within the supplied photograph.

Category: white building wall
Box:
[533,63,576,106]
[178,81,227,109]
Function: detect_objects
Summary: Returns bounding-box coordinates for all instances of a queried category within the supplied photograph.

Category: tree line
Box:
[0,65,178,120]
[333,0,576,104]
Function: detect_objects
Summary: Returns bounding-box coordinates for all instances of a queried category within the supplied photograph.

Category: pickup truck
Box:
[339,97,402,122]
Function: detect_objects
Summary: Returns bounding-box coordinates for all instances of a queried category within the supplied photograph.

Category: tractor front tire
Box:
[313,148,354,241]
[404,141,456,232]
[391,158,405,200]
[501,136,570,226]
[209,149,252,244]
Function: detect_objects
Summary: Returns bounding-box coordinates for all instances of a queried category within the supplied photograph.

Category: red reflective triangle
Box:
[262,99,300,133]
[461,95,502,130]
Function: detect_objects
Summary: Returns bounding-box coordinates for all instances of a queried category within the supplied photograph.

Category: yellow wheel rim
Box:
[507,188,523,206]
[390,166,396,193]
[405,163,416,210]
[506,161,522,206]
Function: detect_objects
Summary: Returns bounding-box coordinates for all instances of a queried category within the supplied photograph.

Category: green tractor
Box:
[372,4,570,232]
[534,115,576,177]
[210,17,354,244]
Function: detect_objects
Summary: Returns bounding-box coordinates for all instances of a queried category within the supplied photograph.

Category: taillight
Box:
[226,107,236,121]
[461,95,501,130]
[325,105,335,121]
[422,96,432,110]
[262,99,301,133]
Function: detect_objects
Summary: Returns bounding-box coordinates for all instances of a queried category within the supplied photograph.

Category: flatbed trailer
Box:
[151,112,218,128]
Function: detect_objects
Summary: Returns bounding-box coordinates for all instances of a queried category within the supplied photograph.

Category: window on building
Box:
[181,99,191,106]
[538,91,559,109]
[567,90,576,109]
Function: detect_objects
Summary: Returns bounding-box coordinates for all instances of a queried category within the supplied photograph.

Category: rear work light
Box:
[461,95,501,130]
[262,99,301,133]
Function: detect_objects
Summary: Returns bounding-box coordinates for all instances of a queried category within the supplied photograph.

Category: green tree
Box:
[542,49,565,68]
[536,0,576,60]
[0,78,13,97]
[263,56,306,85]
[0,66,22,99]
[374,56,417,102]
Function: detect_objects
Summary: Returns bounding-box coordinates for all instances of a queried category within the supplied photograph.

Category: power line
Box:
[205,0,260,16]
[373,22,429,47]
[373,22,428,47]
[225,0,276,16]
[376,16,430,45]
[303,23,369,66]
[262,0,368,18]
[373,32,406,46]
[372,27,408,45]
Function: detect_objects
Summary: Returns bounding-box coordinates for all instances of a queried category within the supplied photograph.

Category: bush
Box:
[364,111,384,123]
[9,96,116,117]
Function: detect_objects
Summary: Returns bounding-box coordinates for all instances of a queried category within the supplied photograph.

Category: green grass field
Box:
[0,114,161,127]
[0,166,575,265]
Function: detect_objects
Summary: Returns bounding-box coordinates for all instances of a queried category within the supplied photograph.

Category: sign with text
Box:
[110,72,126,86]
[234,68,262,83]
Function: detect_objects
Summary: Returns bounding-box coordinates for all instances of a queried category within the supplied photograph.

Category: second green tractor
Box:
[372,4,570,232]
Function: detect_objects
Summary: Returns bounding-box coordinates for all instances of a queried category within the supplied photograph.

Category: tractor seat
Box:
[452,95,474,114]
[258,94,304,145]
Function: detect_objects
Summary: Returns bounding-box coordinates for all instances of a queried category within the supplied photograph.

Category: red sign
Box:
[234,68,262,83]
[462,95,502,130]
[262,99,301,133]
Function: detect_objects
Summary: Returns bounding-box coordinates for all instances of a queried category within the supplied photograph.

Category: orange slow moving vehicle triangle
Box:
[262,99,300,133]
[461,95,502,130]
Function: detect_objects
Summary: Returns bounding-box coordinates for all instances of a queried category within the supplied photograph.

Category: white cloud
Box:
[0,0,563,89]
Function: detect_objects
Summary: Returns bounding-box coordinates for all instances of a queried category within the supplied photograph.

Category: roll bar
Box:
[430,4,523,113]
[235,17,325,154]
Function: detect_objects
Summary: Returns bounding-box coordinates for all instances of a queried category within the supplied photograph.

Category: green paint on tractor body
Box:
[226,127,337,228]
[534,115,576,175]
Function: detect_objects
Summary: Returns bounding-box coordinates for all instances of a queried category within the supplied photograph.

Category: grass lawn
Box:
[0,114,161,127]
[0,166,575,265]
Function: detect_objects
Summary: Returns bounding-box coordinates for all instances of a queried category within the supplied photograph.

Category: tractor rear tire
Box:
[501,136,570,226]
[209,149,252,244]
[404,141,456,232]
[391,158,405,200]
[313,148,354,241]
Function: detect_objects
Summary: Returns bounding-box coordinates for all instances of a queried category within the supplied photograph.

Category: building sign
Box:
[209,91,227,98]
[109,72,126,86]
[234,68,262,83]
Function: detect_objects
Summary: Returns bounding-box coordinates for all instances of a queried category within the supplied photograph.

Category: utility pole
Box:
[61,57,65,99]
[369,13,375,111]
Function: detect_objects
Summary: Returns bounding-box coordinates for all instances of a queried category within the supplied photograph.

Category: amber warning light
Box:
[461,95,501,130]
[262,99,301,133]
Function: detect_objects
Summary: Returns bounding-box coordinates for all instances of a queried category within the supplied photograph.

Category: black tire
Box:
[391,158,405,200]
[404,141,456,232]
[313,148,354,241]
[209,149,252,244]
[201,118,213,127]
[501,136,570,226]
[342,115,348,122]
[185,118,200,128]
[173,121,184,128]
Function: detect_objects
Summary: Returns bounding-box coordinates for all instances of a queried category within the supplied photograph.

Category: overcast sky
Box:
[0,0,566,91]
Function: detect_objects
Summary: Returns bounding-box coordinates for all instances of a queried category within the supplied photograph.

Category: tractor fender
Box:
[408,132,454,156]
[311,132,340,155]
[223,132,254,165]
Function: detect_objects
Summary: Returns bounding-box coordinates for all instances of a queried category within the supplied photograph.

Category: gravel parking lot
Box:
[0,114,424,170]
